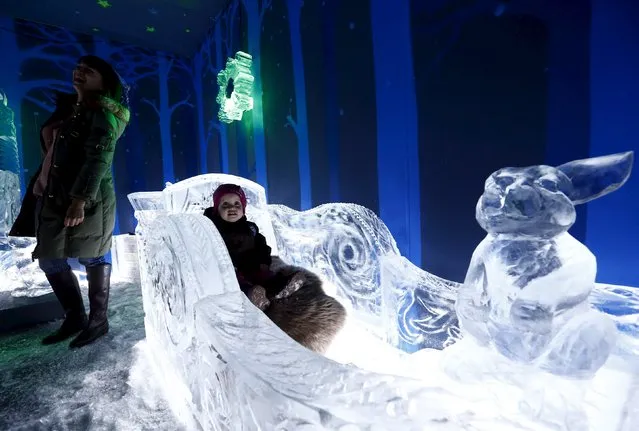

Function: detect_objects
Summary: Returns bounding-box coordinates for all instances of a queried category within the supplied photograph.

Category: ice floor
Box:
[0,281,182,431]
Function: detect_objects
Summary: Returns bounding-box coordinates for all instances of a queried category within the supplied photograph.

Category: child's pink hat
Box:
[213,184,247,209]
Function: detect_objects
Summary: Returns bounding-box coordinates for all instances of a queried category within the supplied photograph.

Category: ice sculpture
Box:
[111,234,140,283]
[380,254,461,351]
[128,178,477,429]
[216,51,254,123]
[456,151,634,378]
[0,92,37,294]
[0,170,20,237]
[0,91,21,236]
[129,173,639,430]
[0,91,20,175]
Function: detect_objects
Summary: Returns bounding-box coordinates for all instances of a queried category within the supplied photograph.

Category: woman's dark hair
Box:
[77,55,123,102]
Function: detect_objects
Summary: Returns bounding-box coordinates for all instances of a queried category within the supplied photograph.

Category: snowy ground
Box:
[0,281,181,431]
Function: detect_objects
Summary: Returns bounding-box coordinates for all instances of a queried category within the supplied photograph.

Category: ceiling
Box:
[0,0,230,57]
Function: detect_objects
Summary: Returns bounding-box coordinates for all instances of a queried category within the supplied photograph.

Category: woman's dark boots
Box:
[69,264,111,348]
[42,270,88,345]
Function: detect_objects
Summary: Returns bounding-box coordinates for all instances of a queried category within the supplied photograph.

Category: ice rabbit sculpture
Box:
[456,151,634,378]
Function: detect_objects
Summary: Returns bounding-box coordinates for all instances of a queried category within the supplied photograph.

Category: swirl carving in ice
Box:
[456,151,634,378]
[268,203,400,322]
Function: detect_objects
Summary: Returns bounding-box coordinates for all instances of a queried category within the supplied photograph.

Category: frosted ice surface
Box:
[0,91,20,175]
[457,151,634,378]
[0,169,51,295]
[111,234,140,283]
[0,169,20,236]
[0,237,50,296]
[268,203,400,324]
[380,253,461,351]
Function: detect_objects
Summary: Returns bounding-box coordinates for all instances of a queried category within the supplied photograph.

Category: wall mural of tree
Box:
[141,54,194,185]
[284,0,311,210]
[0,17,196,234]
[1,0,636,286]
[239,0,271,189]
[371,0,422,265]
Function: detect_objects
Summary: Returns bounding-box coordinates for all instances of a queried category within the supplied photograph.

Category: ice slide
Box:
[128,172,639,431]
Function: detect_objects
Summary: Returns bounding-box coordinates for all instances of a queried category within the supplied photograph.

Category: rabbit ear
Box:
[557,151,634,205]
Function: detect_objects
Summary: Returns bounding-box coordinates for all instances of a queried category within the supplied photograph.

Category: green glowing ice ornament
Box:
[216,51,254,124]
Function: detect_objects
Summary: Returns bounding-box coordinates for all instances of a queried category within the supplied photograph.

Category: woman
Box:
[10,55,130,348]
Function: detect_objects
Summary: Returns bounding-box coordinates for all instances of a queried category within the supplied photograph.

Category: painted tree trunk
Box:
[214,20,230,173]
[370,0,422,265]
[236,122,249,177]
[193,53,207,174]
[218,125,229,173]
[157,55,174,184]
[92,39,120,234]
[322,0,340,202]
[243,0,268,191]
[286,0,312,209]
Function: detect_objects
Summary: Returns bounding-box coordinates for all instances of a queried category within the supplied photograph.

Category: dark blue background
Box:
[0,0,637,286]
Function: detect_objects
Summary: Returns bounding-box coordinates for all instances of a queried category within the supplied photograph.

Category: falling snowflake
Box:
[339,108,344,116]
[148,8,158,15]
[349,22,355,30]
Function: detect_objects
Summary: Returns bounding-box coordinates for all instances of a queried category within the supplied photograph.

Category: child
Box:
[204,183,346,353]
[203,183,275,309]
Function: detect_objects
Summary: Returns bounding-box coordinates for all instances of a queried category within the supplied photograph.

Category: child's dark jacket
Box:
[203,207,275,291]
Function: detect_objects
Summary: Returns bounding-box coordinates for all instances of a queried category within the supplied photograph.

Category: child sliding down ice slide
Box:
[203,184,346,353]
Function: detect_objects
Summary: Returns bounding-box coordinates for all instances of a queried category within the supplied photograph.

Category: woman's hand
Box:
[65,199,86,227]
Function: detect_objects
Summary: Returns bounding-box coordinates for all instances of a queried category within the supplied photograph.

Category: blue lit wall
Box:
[588,0,639,286]
[2,0,637,287]
[0,17,197,235]
[200,0,637,286]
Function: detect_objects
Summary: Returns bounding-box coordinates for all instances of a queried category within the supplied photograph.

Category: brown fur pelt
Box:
[265,257,347,354]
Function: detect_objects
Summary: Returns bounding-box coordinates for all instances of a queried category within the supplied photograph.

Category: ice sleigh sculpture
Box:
[128,174,465,429]
[128,160,639,430]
